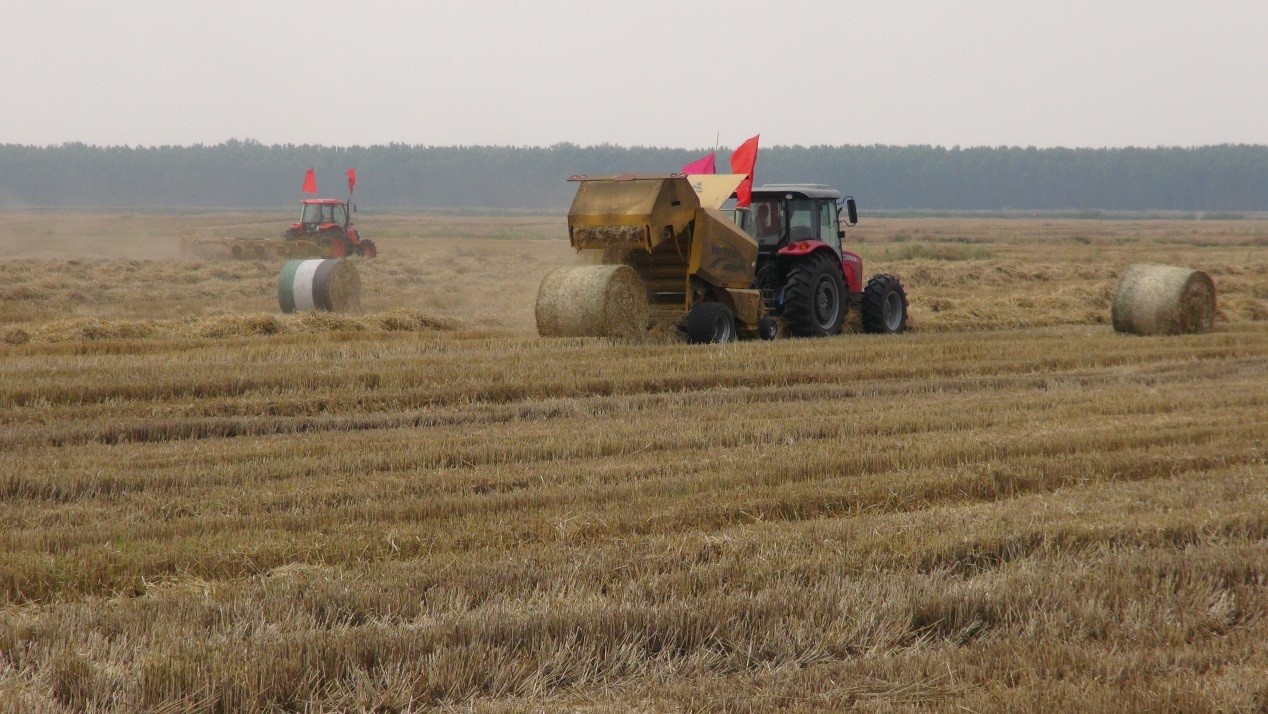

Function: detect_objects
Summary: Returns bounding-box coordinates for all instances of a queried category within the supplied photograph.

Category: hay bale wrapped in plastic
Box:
[278,259,361,314]
[536,264,648,338]
[1111,264,1215,335]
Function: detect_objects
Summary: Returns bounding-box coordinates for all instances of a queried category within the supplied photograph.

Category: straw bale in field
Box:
[322,261,361,312]
[536,264,648,338]
[1111,263,1215,335]
[278,259,361,313]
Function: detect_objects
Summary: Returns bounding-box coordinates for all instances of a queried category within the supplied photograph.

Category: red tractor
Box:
[284,198,377,258]
[739,184,907,337]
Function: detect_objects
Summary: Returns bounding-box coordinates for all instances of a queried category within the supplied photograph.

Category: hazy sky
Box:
[3,1,1266,149]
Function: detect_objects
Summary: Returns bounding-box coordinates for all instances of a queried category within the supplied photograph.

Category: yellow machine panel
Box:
[685,173,747,210]
[567,175,698,252]
[688,208,758,289]
[715,287,765,327]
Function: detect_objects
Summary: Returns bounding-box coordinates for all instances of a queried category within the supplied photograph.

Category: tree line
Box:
[1,141,1265,212]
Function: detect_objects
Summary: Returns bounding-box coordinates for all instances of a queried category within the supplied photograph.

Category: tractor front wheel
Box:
[357,240,378,258]
[683,302,736,344]
[861,273,909,334]
[756,316,778,340]
[783,252,845,337]
[324,235,349,259]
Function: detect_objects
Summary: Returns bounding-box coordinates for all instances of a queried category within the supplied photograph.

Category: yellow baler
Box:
[537,173,771,342]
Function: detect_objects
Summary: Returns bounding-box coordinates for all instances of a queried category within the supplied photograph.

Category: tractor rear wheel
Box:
[782,252,845,337]
[683,301,736,344]
[861,273,909,334]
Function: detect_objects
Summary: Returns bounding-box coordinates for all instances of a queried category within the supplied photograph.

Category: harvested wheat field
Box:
[1,212,1266,711]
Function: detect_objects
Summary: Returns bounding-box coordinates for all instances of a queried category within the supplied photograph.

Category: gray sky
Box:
[3,1,1266,149]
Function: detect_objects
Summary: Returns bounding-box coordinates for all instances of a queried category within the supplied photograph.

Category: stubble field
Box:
[1,211,1266,711]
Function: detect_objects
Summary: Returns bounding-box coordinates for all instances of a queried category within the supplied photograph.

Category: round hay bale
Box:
[1111,263,1215,335]
[278,259,361,314]
[536,264,648,338]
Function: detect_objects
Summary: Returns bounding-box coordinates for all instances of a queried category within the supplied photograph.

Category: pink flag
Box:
[302,167,317,194]
[680,151,716,175]
[346,168,357,195]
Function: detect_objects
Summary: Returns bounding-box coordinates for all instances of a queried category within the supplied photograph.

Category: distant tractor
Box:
[535,173,908,343]
[182,197,377,260]
[284,198,377,258]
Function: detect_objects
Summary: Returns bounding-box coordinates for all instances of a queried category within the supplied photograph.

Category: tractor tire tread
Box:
[782,252,846,337]
[860,273,909,334]
[683,301,736,344]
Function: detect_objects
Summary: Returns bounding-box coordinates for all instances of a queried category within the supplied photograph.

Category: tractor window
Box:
[301,203,323,223]
[787,199,817,242]
[749,199,785,246]
[819,201,839,250]
[332,204,347,225]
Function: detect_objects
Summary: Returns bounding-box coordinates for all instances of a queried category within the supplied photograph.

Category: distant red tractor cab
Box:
[285,198,377,258]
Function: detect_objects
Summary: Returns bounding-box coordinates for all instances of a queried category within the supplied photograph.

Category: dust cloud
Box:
[0,210,572,330]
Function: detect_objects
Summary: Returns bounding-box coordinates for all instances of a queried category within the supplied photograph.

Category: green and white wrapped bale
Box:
[1111,263,1215,336]
[278,259,361,314]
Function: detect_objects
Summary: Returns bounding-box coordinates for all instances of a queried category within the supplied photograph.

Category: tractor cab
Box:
[736,185,857,256]
[295,198,353,232]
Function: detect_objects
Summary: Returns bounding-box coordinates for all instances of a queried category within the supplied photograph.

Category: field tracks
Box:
[0,216,1265,710]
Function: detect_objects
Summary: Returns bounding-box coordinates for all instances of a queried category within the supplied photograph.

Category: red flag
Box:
[302,167,317,195]
[729,135,759,207]
[680,152,716,175]
[346,168,357,195]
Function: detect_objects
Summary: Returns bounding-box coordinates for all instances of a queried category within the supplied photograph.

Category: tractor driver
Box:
[754,201,783,246]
